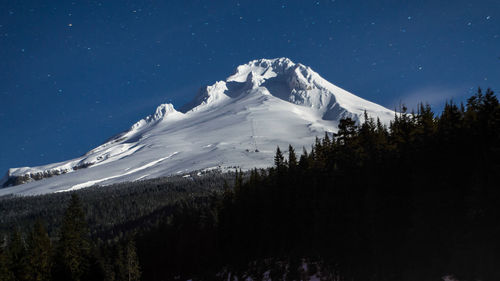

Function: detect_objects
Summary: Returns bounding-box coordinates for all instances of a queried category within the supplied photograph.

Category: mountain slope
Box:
[1,58,395,196]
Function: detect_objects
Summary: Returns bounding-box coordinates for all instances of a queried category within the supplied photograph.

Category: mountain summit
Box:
[182,58,393,120]
[1,58,395,195]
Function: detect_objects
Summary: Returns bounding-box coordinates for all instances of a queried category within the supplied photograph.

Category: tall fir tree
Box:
[54,194,92,281]
[26,220,52,281]
[125,239,141,281]
[0,245,14,281]
[336,117,357,145]
[8,229,29,281]
[288,145,297,169]
[274,146,285,171]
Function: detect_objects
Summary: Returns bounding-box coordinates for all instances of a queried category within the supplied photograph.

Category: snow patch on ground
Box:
[61,152,178,192]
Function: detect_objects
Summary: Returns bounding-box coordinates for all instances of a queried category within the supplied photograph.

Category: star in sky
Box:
[0,0,498,174]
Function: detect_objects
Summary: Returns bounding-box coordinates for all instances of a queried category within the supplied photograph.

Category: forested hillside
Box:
[0,172,234,280]
[0,171,234,238]
[0,89,499,281]
[210,88,500,281]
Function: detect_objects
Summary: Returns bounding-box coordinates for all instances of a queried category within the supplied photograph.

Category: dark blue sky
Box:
[1,0,499,174]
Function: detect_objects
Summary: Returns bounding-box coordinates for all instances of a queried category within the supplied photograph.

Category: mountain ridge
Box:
[1,58,395,195]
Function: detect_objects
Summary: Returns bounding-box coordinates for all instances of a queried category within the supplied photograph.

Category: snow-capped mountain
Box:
[0,58,395,196]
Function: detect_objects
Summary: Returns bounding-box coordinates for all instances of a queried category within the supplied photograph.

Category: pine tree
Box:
[288,145,297,169]
[322,132,331,148]
[336,117,357,144]
[112,244,126,281]
[0,245,14,281]
[439,101,463,142]
[54,194,91,281]
[298,147,309,169]
[248,168,262,186]
[26,220,52,281]
[274,146,285,170]
[416,103,436,139]
[234,169,243,195]
[390,104,415,146]
[8,229,29,281]
[125,240,141,281]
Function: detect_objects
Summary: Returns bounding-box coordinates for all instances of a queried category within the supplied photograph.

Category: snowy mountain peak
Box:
[131,103,183,130]
[227,57,296,83]
[182,58,393,123]
[181,58,298,112]
[1,58,396,195]
[153,103,179,119]
[181,81,230,113]
[225,57,337,100]
[182,58,319,112]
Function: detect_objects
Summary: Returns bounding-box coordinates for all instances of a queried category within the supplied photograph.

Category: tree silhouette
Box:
[54,194,91,281]
[26,220,52,281]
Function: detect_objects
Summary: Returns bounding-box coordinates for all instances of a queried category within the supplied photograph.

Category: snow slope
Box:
[0,58,395,196]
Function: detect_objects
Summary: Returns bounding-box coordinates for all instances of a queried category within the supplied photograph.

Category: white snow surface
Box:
[1,58,395,196]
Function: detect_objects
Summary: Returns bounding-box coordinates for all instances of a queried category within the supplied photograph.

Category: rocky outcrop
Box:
[2,162,94,188]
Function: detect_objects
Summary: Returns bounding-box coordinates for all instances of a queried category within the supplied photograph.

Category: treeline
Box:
[135,89,500,280]
[1,89,499,280]
[221,88,500,280]
[0,194,140,281]
[0,171,234,280]
[0,171,234,239]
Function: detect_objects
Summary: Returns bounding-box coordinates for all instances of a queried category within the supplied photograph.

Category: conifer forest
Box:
[0,89,499,281]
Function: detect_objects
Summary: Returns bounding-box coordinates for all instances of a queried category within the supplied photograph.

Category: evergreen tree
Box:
[54,194,91,281]
[298,147,309,169]
[274,146,285,170]
[336,117,357,144]
[390,104,415,148]
[8,229,29,281]
[0,245,14,281]
[288,145,297,169]
[125,239,141,281]
[112,245,126,281]
[322,131,331,148]
[234,169,243,194]
[439,101,463,143]
[26,220,52,281]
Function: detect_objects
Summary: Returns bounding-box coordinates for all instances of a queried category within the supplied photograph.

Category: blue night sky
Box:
[0,0,499,174]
